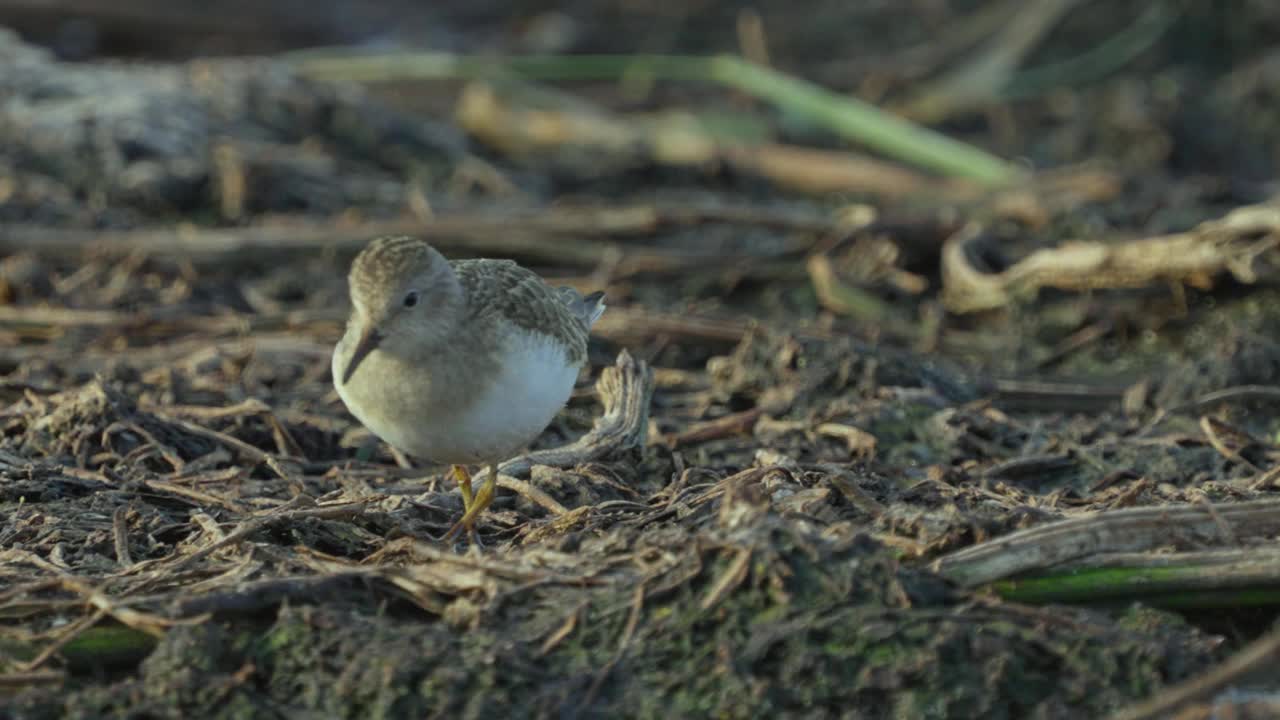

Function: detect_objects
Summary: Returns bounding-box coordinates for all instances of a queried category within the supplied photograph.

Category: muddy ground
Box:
[1,2,1280,718]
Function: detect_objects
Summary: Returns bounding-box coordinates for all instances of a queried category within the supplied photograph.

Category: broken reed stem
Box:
[287,50,1018,184]
[935,497,1280,587]
[0,204,826,268]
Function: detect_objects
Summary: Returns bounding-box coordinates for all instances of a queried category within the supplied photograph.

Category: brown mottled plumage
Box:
[332,236,606,544]
[348,236,438,302]
[453,259,597,365]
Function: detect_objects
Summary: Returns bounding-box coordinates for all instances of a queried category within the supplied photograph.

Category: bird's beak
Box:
[341,325,384,385]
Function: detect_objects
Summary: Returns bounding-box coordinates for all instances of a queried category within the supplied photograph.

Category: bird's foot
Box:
[444,464,498,548]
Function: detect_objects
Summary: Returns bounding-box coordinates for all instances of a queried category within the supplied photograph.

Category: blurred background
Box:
[3,0,1279,374]
[2,0,1279,398]
[2,0,1276,184]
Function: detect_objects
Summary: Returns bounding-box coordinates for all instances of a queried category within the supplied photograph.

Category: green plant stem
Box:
[1003,2,1181,99]
[287,50,1019,185]
[992,564,1280,608]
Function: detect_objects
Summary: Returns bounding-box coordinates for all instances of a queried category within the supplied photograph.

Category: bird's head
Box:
[339,236,462,385]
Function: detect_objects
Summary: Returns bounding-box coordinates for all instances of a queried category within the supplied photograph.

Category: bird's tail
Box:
[559,287,607,329]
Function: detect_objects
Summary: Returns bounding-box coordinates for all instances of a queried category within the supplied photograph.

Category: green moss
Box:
[61,625,158,674]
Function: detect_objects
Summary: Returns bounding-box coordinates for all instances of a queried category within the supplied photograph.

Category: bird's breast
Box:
[333,326,581,465]
[442,329,582,462]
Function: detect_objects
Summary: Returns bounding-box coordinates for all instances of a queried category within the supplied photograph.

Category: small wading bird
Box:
[332,236,605,544]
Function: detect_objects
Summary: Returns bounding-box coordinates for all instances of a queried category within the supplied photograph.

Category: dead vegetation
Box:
[2,3,1280,718]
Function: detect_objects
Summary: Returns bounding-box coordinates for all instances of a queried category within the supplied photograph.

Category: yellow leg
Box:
[452,464,474,511]
[444,464,498,544]
[470,464,498,518]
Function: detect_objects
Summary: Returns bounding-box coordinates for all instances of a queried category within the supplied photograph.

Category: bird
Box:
[332,236,605,544]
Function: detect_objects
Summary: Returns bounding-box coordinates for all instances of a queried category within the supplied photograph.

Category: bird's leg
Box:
[444,464,498,545]
[471,463,498,518]
[452,464,474,511]
[445,464,482,547]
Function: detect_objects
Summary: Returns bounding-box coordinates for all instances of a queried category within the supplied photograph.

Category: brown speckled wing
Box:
[451,259,592,364]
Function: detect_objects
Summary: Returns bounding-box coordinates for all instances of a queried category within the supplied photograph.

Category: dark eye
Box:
[403,291,419,308]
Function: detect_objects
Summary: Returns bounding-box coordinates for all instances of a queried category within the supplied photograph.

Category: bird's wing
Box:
[452,259,595,361]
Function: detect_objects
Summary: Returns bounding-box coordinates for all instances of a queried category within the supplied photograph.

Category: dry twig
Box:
[936,498,1280,586]
[942,203,1280,313]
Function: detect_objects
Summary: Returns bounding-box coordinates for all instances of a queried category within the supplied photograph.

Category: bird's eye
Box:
[403,291,419,308]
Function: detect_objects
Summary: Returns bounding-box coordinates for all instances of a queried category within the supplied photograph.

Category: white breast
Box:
[335,324,583,466]
[434,329,581,464]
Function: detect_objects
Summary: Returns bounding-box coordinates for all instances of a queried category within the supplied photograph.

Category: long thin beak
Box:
[341,326,383,385]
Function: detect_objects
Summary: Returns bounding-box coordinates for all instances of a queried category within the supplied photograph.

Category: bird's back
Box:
[452,259,605,365]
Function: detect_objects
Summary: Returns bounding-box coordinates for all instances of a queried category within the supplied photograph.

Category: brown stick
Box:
[0,205,826,268]
[496,475,570,516]
[662,407,764,449]
[935,498,1280,586]
[112,505,133,567]
[172,499,375,571]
